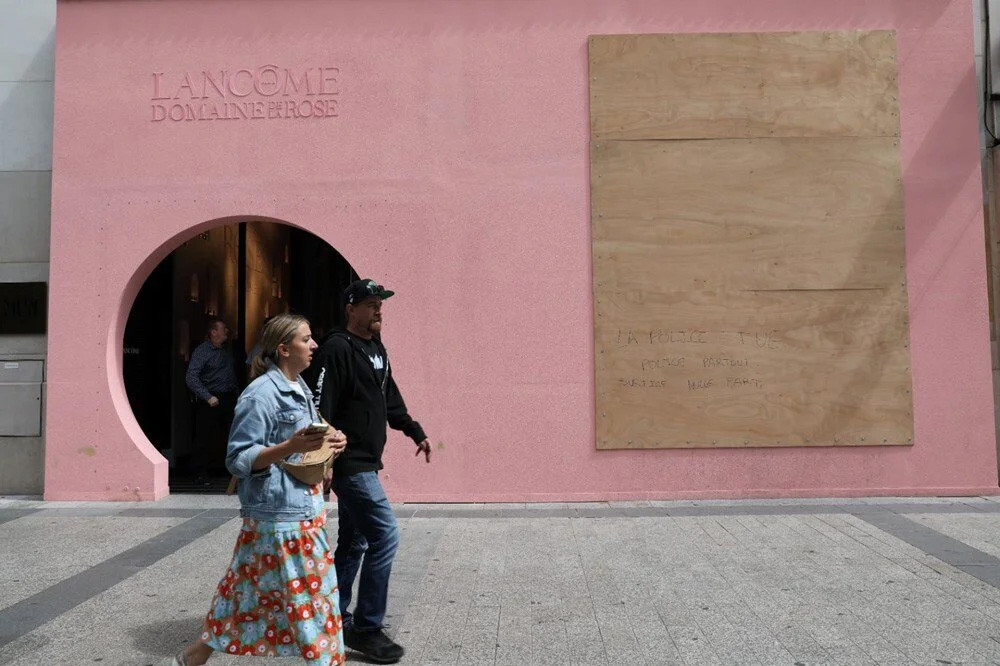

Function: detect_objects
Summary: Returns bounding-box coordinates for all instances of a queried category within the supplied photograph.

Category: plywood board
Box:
[589,31,900,140]
[594,289,911,448]
[592,140,911,448]
[592,137,905,292]
[590,31,910,449]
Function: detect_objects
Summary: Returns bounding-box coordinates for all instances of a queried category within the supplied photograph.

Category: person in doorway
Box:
[173,314,348,666]
[312,278,432,664]
[185,318,240,485]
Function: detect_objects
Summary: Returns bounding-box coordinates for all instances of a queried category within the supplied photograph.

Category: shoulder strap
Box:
[374,336,390,393]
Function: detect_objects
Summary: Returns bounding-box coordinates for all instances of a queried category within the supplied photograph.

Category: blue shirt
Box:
[226,363,323,521]
[186,341,239,402]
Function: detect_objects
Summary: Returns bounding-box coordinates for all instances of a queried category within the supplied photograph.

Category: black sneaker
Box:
[343,626,405,664]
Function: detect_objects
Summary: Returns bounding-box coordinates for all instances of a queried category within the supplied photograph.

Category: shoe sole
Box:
[343,639,403,665]
[344,648,402,664]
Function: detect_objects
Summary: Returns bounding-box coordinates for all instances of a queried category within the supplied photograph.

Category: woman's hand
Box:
[250,425,336,471]
[286,427,327,454]
[326,428,347,459]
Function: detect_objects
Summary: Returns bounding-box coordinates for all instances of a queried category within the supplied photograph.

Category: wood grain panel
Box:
[589,31,899,140]
[592,138,905,292]
[589,30,910,449]
[594,289,911,448]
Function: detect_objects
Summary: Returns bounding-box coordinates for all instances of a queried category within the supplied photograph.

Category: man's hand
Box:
[326,428,347,459]
[415,439,431,463]
[207,396,220,407]
[323,466,334,493]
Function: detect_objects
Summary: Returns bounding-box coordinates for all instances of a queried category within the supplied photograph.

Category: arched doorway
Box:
[122,219,357,492]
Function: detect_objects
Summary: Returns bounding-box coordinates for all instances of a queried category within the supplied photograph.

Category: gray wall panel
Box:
[0,438,44,494]
[0,171,51,264]
[0,0,55,82]
[0,81,53,171]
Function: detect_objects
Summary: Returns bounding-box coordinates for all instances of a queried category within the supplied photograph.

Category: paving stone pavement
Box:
[5,496,1000,664]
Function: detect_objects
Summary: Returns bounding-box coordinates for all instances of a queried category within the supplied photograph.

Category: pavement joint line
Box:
[115,508,209,518]
[0,508,40,526]
[0,510,234,649]
[382,518,446,641]
[5,501,1000,521]
[853,509,1000,588]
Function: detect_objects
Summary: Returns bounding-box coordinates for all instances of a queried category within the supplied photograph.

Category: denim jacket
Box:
[226,363,323,521]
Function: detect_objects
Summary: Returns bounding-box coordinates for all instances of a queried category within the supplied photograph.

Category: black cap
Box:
[345,278,395,305]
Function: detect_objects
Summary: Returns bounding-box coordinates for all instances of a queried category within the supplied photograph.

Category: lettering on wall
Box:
[149,66,340,122]
[613,328,769,394]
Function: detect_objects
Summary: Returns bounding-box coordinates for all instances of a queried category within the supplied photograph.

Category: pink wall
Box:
[47,0,998,501]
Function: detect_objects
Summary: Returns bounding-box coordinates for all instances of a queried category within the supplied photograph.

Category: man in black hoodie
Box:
[313,278,431,664]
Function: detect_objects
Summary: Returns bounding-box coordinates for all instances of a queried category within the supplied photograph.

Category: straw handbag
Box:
[225,440,335,494]
[279,442,336,485]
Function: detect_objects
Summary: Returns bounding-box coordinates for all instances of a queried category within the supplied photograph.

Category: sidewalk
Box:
[3,495,1000,665]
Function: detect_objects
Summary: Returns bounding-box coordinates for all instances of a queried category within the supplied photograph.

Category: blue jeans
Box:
[332,471,400,632]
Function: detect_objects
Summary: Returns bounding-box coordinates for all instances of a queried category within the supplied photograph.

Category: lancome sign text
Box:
[151,66,340,122]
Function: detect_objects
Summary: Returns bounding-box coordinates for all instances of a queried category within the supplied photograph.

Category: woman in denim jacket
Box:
[174,314,347,666]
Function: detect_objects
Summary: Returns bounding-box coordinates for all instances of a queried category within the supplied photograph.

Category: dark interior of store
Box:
[122,221,358,492]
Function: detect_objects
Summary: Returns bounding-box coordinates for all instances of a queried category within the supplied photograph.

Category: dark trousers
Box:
[333,471,400,632]
[192,392,236,477]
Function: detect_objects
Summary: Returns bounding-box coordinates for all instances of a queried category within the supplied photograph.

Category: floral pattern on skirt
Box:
[201,486,345,665]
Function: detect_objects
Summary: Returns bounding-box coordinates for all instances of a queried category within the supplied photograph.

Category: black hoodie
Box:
[310,329,426,477]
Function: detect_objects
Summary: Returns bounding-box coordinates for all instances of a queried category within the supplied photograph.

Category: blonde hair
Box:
[250,314,310,380]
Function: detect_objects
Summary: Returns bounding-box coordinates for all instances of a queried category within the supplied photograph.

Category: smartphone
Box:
[302,422,329,435]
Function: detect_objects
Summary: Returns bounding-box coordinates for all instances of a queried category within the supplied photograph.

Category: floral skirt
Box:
[201,509,345,665]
